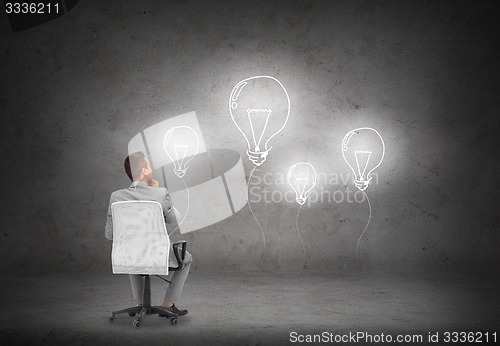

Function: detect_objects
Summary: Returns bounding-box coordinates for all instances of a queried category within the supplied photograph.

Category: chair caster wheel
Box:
[170,318,178,325]
[128,312,136,317]
[108,314,115,322]
[133,319,142,328]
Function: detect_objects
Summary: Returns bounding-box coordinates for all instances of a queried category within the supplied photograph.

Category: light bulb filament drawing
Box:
[229,76,290,166]
[295,178,309,205]
[247,108,272,152]
[354,150,373,182]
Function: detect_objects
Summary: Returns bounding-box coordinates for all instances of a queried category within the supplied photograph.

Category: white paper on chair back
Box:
[111,201,170,275]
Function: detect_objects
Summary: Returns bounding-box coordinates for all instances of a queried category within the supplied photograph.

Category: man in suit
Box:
[105,151,191,316]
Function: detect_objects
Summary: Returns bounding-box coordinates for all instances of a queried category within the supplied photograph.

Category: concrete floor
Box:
[1,270,498,345]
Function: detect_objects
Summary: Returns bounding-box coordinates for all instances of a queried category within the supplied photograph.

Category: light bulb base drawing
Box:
[174,168,187,178]
[246,148,270,166]
[296,197,307,205]
[354,177,372,191]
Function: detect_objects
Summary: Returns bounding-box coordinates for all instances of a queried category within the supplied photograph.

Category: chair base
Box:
[108,275,179,328]
[108,305,179,328]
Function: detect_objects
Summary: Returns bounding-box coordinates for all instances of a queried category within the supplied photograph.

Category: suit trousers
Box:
[129,250,192,303]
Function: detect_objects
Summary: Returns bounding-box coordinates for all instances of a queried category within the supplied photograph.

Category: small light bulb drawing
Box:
[342,127,385,191]
[288,162,317,205]
[163,126,200,178]
[229,76,290,166]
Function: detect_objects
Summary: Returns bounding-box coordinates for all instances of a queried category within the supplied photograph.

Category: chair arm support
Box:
[169,241,187,271]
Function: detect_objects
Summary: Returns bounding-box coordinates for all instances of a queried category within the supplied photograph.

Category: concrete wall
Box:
[1,0,498,275]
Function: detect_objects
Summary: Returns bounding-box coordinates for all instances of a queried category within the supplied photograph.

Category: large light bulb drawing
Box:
[229,76,290,166]
[163,126,200,178]
[288,162,317,205]
[342,128,385,191]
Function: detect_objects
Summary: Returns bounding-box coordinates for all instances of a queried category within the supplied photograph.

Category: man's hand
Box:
[149,179,159,187]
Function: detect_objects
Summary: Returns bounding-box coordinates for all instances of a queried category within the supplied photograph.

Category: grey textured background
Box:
[1,0,499,277]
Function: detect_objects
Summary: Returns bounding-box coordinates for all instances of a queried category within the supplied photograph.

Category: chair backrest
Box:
[111,201,170,275]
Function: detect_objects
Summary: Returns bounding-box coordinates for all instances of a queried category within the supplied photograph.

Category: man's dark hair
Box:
[124,152,148,181]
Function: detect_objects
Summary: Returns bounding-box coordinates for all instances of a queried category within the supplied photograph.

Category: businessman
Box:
[105,151,192,316]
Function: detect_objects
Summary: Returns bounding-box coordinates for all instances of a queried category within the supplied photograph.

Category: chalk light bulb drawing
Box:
[229,76,290,166]
[342,128,385,191]
[288,162,317,205]
[163,126,200,178]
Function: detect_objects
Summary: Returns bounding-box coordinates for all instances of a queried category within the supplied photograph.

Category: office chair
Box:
[107,200,188,328]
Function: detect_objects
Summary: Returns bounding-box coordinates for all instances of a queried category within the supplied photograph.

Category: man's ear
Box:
[141,167,148,176]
